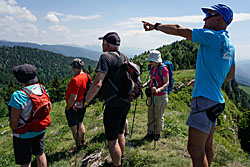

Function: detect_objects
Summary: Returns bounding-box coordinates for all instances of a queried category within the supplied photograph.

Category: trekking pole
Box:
[153,93,156,149]
[152,78,157,149]
[130,98,138,139]
[75,108,81,167]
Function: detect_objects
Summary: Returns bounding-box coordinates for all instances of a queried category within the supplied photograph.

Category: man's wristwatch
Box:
[84,102,88,107]
[154,23,161,30]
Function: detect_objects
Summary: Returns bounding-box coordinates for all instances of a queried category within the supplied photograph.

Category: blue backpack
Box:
[148,60,174,94]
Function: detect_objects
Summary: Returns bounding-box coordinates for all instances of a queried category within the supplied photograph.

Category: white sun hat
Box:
[146,49,162,63]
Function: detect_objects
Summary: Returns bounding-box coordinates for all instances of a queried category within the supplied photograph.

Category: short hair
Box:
[104,40,119,50]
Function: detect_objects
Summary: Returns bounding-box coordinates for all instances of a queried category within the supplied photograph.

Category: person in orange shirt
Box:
[65,58,91,148]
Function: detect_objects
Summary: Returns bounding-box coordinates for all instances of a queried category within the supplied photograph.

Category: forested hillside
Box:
[0,46,97,85]
[133,40,199,72]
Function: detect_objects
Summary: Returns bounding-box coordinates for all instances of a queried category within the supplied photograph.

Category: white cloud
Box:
[44,13,59,24]
[0,15,38,39]
[8,0,16,5]
[116,12,250,30]
[0,0,38,42]
[116,15,203,29]
[234,13,250,22]
[0,0,37,22]
[49,25,69,32]
[61,14,101,22]
[41,30,47,36]
[132,15,203,23]
[44,11,101,23]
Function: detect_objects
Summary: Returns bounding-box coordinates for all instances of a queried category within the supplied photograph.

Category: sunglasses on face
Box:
[204,12,220,19]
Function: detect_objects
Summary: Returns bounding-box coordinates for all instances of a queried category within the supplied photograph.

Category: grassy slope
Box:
[239,84,250,95]
[0,69,249,167]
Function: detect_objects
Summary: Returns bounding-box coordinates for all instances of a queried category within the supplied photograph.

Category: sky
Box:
[0,0,250,61]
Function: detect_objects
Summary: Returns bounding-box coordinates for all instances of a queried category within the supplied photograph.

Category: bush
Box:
[238,110,250,153]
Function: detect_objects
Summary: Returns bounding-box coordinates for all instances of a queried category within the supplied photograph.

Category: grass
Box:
[0,69,250,166]
[239,84,250,95]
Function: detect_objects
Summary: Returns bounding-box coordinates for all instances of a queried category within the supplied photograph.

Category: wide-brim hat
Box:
[146,49,162,63]
[13,64,38,84]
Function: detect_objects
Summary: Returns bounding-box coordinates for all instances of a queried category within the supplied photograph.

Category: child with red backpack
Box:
[9,64,51,167]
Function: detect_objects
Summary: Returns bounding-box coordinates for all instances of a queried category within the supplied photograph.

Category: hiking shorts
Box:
[13,132,45,165]
[65,107,86,127]
[186,97,218,134]
[104,103,131,141]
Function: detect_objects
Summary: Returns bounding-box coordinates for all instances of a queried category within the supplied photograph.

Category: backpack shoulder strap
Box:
[21,87,32,97]
[85,73,90,82]
[158,63,167,80]
[146,66,154,84]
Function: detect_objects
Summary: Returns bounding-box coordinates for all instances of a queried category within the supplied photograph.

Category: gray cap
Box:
[146,50,162,63]
[13,64,38,84]
[70,58,84,69]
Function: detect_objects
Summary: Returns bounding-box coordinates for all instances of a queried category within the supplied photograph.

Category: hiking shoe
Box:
[144,134,154,141]
[154,134,160,141]
[76,145,82,151]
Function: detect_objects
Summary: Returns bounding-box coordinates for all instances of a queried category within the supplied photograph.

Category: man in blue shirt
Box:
[142,3,235,167]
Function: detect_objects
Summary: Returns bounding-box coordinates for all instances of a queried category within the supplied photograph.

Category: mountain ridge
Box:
[0,40,100,61]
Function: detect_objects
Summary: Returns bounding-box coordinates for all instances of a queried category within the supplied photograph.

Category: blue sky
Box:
[0,0,250,60]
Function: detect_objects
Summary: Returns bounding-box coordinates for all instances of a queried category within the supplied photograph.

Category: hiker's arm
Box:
[160,76,169,92]
[142,21,192,40]
[66,94,77,110]
[9,107,21,129]
[142,80,150,88]
[225,65,235,81]
[85,72,105,104]
[187,79,195,86]
[151,76,169,93]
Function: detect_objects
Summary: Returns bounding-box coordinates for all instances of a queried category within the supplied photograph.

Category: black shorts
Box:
[65,107,86,127]
[104,103,131,141]
[13,132,45,165]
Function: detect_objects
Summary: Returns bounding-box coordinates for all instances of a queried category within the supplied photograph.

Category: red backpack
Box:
[13,84,51,134]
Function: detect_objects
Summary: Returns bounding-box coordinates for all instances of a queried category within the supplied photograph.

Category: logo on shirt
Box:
[222,49,234,60]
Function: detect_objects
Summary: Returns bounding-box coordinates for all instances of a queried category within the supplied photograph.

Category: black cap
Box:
[13,64,38,84]
[70,58,85,69]
[98,32,121,46]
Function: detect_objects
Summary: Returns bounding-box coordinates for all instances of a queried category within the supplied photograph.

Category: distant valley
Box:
[236,60,250,86]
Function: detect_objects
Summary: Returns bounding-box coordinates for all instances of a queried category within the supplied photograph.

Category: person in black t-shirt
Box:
[84,32,131,167]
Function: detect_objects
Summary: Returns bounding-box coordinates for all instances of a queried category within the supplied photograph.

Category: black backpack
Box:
[84,73,92,98]
[100,52,143,104]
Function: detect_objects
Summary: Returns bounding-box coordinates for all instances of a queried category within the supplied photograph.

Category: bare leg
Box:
[78,122,86,142]
[205,126,215,166]
[21,163,31,167]
[107,139,122,166]
[70,125,80,146]
[187,127,209,167]
[124,119,129,135]
[118,133,125,155]
[35,152,47,167]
